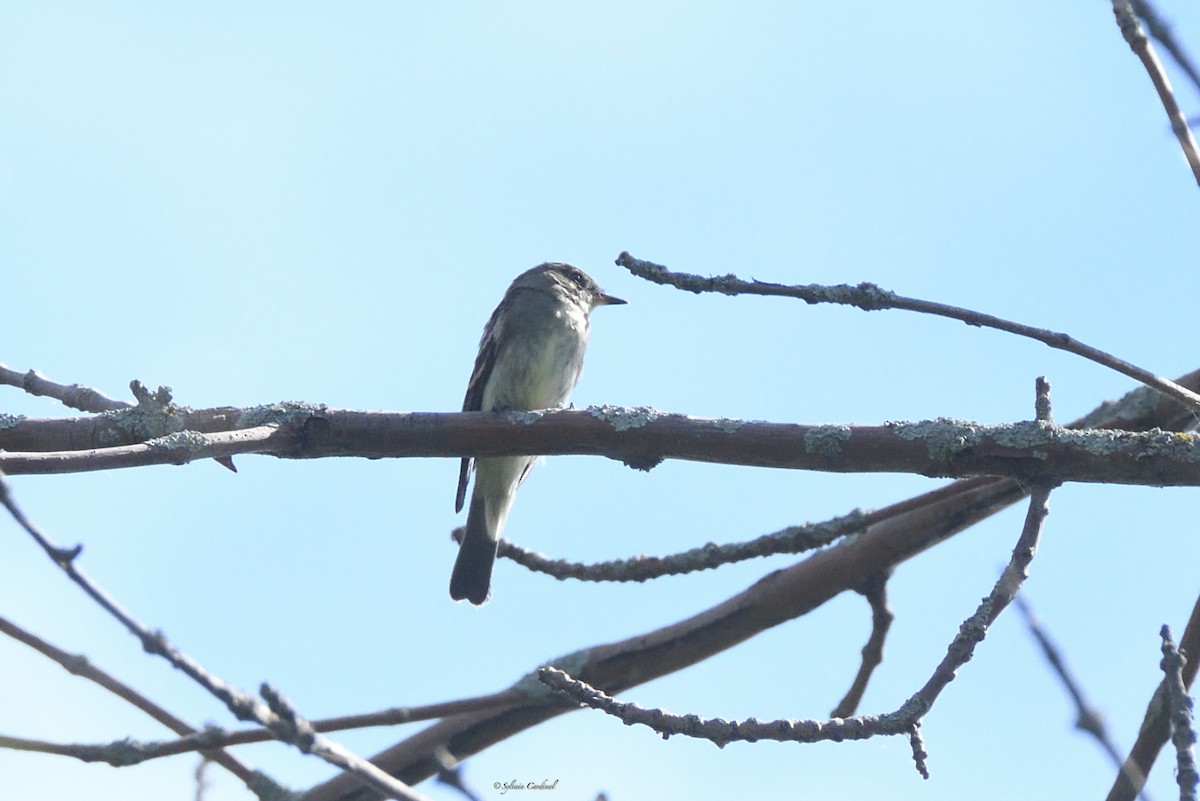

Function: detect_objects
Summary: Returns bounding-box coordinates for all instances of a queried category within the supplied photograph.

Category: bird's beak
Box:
[597,290,627,306]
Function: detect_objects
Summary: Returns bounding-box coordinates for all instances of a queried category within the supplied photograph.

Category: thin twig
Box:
[1160,626,1198,801]
[1014,597,1151,801]
[261,684,434,801]
[898,483,1054,777]
[1131,0,1200,96]
[1,690,525,762]
[195,757,212,801]
[0,615,257,784]
[484,486,996,582]
[1111,0,1200,186]
[1108,594,1200,801]
[617,251,1200,414]
[831,571,893,718]
[0,363,130,413]
[0,681,522,765]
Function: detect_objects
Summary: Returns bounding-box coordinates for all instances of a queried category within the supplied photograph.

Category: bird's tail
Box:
[450,495,499,605]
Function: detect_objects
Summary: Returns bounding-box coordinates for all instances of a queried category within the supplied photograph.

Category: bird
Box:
[451,263,626,604]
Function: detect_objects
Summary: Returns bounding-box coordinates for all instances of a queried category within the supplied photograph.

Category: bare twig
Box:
[467,509,872,581]
[195,758,212,801]
[617,251,1200,413]
[1108,594,1200,801]
[1111,0,1200,186]
[832,571,893,718]
[0,363,130,413]
[1131,0,1200,96]
[1024,381,1149,792]
[896,483,1054,777]
[485,486,986,583]
[1035,376,1053,424]
[0,472,257,721]
[485,485,1006,582]
[0,684,523,765]
[0,615,257,784]
[536,664,915,744]
[1014,597,1151,800]
[1160,626,1198,801]
[0,424,280,474]
[261,684,434,801]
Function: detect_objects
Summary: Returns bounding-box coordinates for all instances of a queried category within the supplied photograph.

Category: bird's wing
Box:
[455,306,505,512]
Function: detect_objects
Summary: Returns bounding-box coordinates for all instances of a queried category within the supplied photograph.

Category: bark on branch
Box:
[4,405,1200,487]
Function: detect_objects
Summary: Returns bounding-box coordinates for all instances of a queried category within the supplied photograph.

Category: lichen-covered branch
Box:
[5,406,1200,488]
[1159,625,1198,800]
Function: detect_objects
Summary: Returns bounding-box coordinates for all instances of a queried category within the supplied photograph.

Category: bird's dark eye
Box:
[565,268,588,287]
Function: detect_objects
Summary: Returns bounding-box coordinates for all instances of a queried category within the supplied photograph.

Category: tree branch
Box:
[616,252,1200,413]
[5,407,1200,488]
[1109,593,1200,801]
[1013,597,1151,800]
[0,615,257,784]
[1112,0,1200,186]
[1158,626,1197,801]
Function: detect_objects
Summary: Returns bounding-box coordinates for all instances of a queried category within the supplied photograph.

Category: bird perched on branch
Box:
[451,264,626,605]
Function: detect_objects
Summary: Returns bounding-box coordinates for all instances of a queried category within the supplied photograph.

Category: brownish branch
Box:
[4,408,1200,488]
[1108,592,1200,801]
[0,616,257,785]
[832,572,893,718]
[616,252,1200,412]
[1112,0,1200,186]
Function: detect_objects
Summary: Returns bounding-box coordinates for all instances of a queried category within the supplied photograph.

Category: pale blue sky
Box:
[3,3,1200,800]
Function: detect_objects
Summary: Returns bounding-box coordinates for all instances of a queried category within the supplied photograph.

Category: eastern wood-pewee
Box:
[451,263,626,604]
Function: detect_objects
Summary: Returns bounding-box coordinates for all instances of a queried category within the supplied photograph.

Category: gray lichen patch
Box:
[804,425,852,456]
[588,404,663,431]
[989,421,1056,449]
[0,413,26,430]
[239,401,326,429]
[1001,422,1200,461]
[508,410,547,425]
[145,430,210,455]
[1108,427,1200,462]
[826,281,898,310]
[888,418,985,460]
[888,418,1200,464]
[712,417,745,433]
[101,405,185,440]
